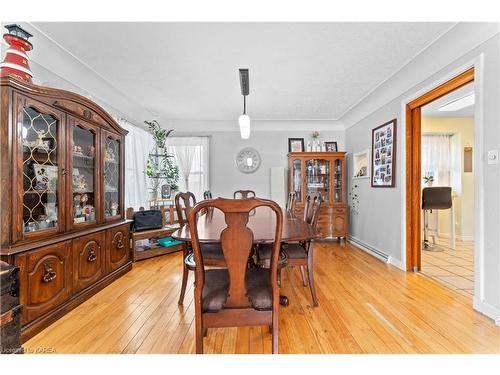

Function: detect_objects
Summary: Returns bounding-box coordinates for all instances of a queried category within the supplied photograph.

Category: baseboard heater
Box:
[348,235,390,263]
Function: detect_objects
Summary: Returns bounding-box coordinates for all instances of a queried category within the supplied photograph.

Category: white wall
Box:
[345,23,500,322]
[173,128,345,200]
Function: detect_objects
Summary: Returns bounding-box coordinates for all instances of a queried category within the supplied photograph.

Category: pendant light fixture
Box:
[238,68,250,139]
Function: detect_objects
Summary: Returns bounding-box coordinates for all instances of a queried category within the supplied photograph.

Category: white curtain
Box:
[422,134,452,186]
[120,119,155,210]
[166,137,210,200]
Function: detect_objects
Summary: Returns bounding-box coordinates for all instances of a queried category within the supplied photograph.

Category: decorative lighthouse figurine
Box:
[0,24,34,82]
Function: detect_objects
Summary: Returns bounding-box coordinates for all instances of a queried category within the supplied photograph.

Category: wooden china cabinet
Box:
[0,76,131,341]
[287,152,348,240]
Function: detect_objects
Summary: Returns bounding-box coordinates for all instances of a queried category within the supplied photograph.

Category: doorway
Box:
[418,82,475,297]
[405,68,475,282]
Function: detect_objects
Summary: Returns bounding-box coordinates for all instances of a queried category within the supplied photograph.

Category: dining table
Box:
[171,205,320,306]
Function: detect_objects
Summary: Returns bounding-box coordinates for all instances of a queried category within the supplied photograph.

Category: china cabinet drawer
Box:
[72,232,106,294]
[106,224,130,273]
[15,241,72,324]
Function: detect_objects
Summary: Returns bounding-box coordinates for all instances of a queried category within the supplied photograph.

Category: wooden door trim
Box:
[405,68,474,271]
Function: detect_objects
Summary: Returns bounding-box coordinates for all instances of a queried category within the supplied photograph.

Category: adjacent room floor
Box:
[421,237,474,297]
[24,241,499,354]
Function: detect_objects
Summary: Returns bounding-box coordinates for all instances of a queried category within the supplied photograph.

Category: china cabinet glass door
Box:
[333,158,344,204]
[104,135,121,219]
[71,121,98,226]
[20,104,62,236]
[305,158,330,202]
[291,159,302,202]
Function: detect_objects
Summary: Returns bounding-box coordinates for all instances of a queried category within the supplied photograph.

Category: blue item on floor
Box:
[157,236,183,248]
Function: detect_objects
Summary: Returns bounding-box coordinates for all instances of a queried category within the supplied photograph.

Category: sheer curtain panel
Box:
[166,137,210,200]
[120,119,155,210]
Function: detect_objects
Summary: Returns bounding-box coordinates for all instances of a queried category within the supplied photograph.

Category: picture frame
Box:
[371,119,397,187]
[288,138,305,152]
[324,141,338,152]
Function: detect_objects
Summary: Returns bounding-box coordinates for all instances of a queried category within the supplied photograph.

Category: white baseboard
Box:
[348,235,389,262]
[473,296,500,325]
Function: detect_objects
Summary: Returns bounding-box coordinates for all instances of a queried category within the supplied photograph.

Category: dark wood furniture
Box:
[256,194,322,306]
[288,151,348,240]
[0,76,131,341]
[233,190,256,199]
[188,197,283,354]
[0,261,23,354]
[203,190,213,199]
[126,207,182,262]
[286,191,297,214]
[175,192,225,305]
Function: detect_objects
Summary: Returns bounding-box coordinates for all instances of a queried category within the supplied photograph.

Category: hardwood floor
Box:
[24,242,500,354]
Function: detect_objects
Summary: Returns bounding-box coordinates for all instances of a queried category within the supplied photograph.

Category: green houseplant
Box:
[423,175,434,187]
[144,120,179,200]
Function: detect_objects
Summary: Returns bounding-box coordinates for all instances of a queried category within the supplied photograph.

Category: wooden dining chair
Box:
[286,191,296,213]
[257,194,322,307]
[203,190,213,199]
[233,189,256,199]
[175,192,225,305]
[188,197,283,354]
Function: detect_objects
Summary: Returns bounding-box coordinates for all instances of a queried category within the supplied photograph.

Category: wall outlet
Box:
[487,150,498,164]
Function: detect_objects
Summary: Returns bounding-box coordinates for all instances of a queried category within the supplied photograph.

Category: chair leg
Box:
[299,265,308,286]
[195,318,203,354]
[307,246,319,307]
[178,263,189,305]
[272,312,279,354]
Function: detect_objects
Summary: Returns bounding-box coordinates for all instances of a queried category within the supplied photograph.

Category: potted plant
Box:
[423,175,434,187]
[144,120,174,154]
[144,122,180,200]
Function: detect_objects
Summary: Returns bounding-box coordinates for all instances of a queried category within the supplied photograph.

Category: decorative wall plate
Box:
[235,147,261,174]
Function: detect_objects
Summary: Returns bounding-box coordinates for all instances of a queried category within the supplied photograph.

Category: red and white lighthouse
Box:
[0,24,34,82]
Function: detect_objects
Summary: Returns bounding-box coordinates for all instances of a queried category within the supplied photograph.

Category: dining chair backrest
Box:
[188,197,283,309]
[233,189,256,199]
[175,191,196,226]
[286,191,297,214]
[203,190,213,200]
[303,194,322,227]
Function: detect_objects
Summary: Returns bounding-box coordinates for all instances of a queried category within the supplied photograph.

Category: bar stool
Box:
[422,186,453,251]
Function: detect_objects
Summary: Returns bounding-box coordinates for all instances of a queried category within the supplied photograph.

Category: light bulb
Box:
[239,114,251,139]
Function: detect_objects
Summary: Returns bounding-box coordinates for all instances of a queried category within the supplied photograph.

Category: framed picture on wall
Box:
[371,119,397,187]
[288,138,305,152]
[324,141,338,152]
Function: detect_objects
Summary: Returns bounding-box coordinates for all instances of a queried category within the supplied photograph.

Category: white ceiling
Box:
[30,22,454,122]
[422,82,474,118]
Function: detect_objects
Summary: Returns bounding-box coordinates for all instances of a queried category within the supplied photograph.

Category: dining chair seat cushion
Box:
[201,242,225,261]
[202,268,272,312]
[283,243,307,259]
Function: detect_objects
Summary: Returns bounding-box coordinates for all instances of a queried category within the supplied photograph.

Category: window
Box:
[166,137,210,200]
[422,133,460,192]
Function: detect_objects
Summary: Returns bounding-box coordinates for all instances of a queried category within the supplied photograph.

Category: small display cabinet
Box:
[288,152,348,240]
[0,76,131,341]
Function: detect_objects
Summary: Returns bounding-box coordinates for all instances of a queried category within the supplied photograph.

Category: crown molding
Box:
[341,22,500,129]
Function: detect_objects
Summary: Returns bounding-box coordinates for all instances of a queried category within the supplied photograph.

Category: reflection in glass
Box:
[22,107,58,233]
[306,159,330,201]
[292,159,302,202]
[334,159,342,203]
[72,124,96,224]
[104,137,120,217]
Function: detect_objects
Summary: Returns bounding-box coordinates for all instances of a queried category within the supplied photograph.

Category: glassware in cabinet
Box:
[104,136,120,218]
[21,106,60,234]
[71,123,97,225]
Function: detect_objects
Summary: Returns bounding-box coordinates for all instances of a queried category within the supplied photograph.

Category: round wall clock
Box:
[235,147,261,174]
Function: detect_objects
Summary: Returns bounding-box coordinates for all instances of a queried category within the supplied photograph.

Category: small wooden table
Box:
[171,206,319,306]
